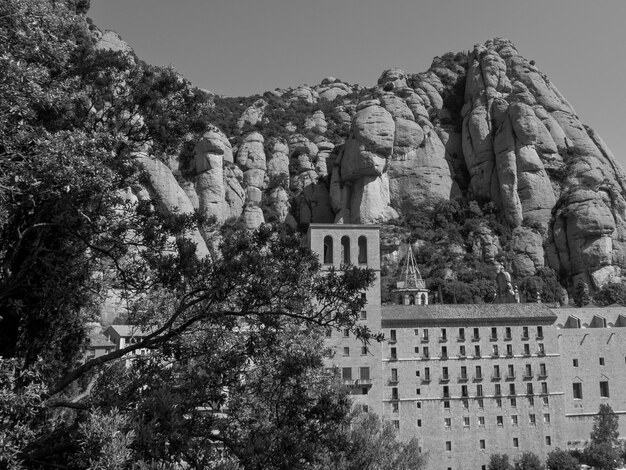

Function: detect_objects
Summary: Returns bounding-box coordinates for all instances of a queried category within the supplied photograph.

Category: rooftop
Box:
[105,324,152,338]
[382,303,557,327]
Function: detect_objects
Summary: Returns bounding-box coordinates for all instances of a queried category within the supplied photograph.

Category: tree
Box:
[594,282,626,306]
[314,411,426,470]
[581,404,621,470]
[546,449,579,470]
[489,454,513,470]
[591,404,620,446]
[514,452,544,470]
[573,280,591,307]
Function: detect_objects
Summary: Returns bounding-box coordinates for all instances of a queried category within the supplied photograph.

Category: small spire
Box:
[402,246,425,289]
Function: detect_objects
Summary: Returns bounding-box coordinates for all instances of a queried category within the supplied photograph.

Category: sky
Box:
[90,0,626,167]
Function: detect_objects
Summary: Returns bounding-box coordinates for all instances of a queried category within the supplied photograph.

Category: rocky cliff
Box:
[102,33,626,292]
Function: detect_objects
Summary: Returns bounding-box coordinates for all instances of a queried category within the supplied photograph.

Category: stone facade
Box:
[308,223,626,470]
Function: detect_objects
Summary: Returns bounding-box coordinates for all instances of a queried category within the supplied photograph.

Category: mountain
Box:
[4,0,624,298]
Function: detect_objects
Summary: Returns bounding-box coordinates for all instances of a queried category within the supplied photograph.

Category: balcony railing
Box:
[458,374,469,382]
[491,374,501,381]
[356,379,372,387]
[440,374,450,383]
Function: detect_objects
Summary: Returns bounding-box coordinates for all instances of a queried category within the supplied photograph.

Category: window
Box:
[423,329,429,341]
[600,381,610,398]
[441,328,447,341]
[442,366,449,380]
[392,402,399,413]
[460,345,466,357]
[423,347,429,359]
[361,346,368,355]
[342,368,352,381]
[573,358,579,367]
[546,436,552,446]
[541,382,548,394]
[600,357,605,366]
[360,367,370,381]
[460,366,468,380]
[464,416,470,427]
[475,366,482,380]
[343,347,350,356]
[414,328,419,336]
[524,344,531,356]
[460,385,467,397]
[473,328,480,341]
[462,399,469,409]
[511,415,518,426]
[390,347,397,360]
[323,236,333,264]
[414,346,419,354]
[527,383,534,395]
[416,370,420,377]
[417,419,422,427]
[538,343,545,356]
[445,441,452,452]
[416,388,421,395]
[497,416,503,427]
[505,327,512,340]
[509,384,516,396]
[513,437,519,448]
[544,413,551,424]
[343,329,350,338]
[506,344,513,357]
[539,363,547,378]
[479,439,486,449]
[391,387,399,400]
[508,364,515,379]
[443,386,450,398]
[528,396,535,406]
[510,398,517,407]
[358,236,367,264]
[393,420,400,430]
[474,345,481,358]
[491,327,498,340]
[477,399,484,409]
[496,398,502,407]
[424,367,431,381]
[493,365,501,379]
[340,236,350,264]
[444,417,451,427]
[495,384,502,396]
[416,402,421,409]
[390,368,398,382]
[537,326,543,339]
[573,383,583,399]
[389,329,396,342]
[525,364,533,378]
[543,396,549,406]
[477,384,483,397]
[529,414,536,425]
[522,326,529,340]
[478,416,485,426]
[458,328,465,341]
[441,346,448,359]
[492,344,499,357]
[360,310,367,320]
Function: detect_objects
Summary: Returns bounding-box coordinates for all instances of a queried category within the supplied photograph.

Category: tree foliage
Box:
[573,280,591,307]
[594,282,626,306]
[545,449,580,470]
[514,452,545,470]
[488,453,513,470]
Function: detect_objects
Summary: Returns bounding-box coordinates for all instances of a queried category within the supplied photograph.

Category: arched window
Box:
[409,294,415,305]
[358,236,367,264]
[341,236,351,264]
[323,236,333,264]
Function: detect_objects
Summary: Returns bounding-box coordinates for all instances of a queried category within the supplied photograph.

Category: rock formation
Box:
[100,34,626,291]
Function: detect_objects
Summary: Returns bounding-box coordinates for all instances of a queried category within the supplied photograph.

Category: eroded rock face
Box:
[131,38,626,289]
